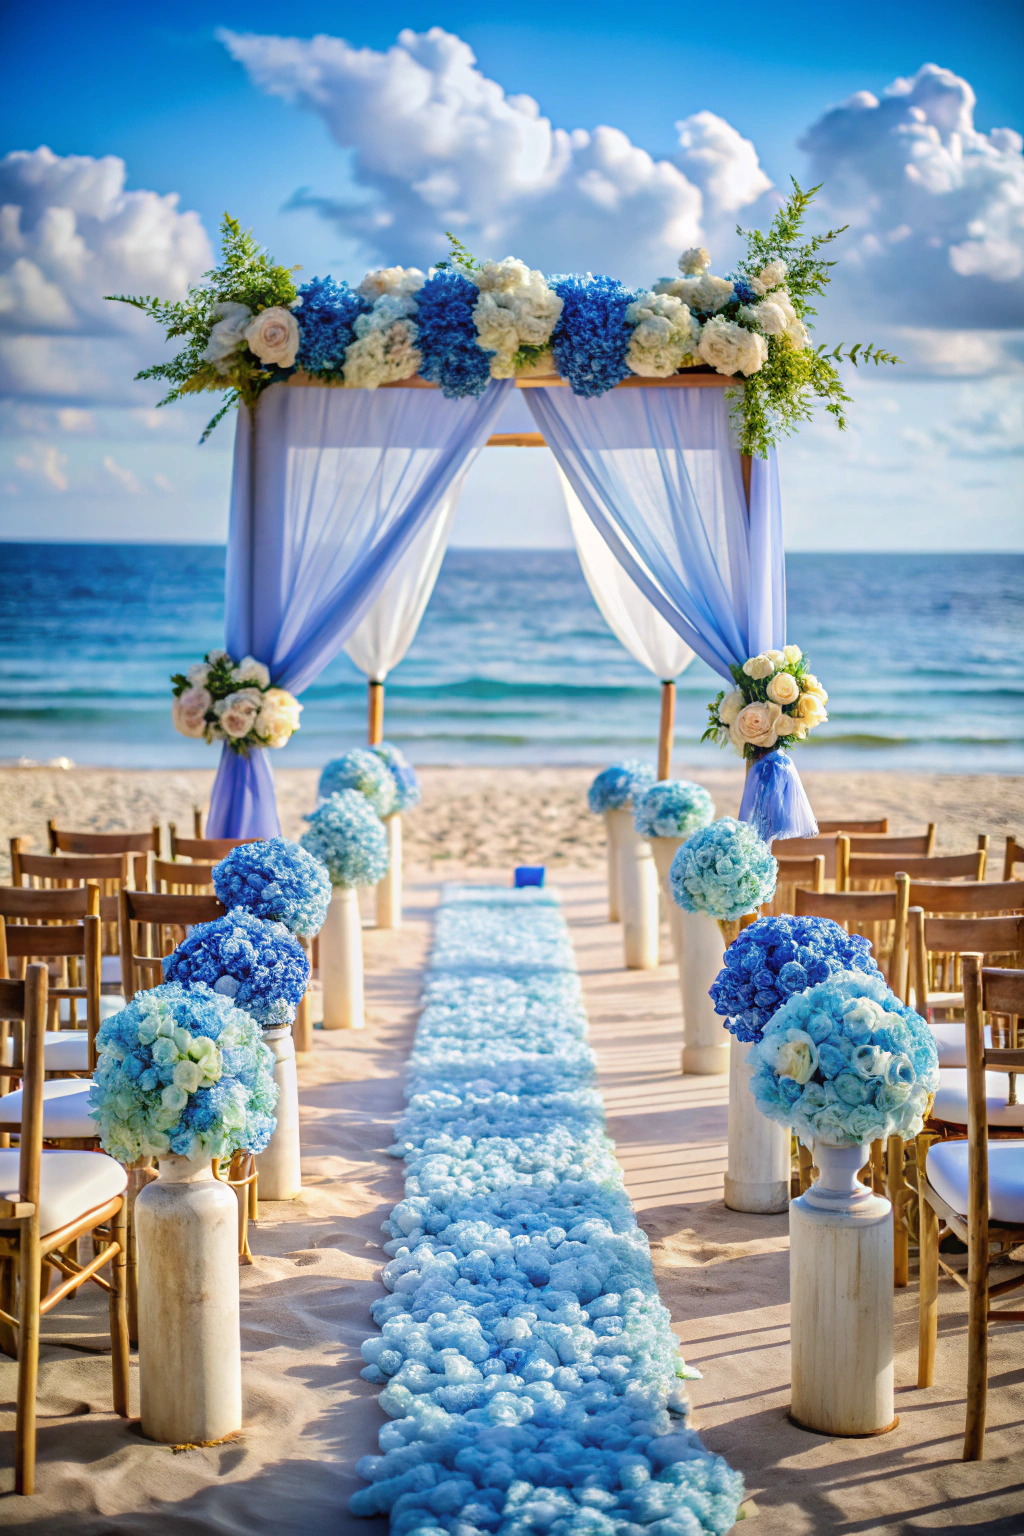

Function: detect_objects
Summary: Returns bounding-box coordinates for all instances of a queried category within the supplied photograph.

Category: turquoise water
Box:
[1,545,1020,771]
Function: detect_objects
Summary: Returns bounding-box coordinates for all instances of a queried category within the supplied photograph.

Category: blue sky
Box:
[1,2,1021,549]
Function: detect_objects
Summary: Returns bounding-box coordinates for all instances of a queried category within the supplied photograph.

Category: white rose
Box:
[255,688,302,749]
[214,687,264,740]
[765,649,787,666]
[697,316,767,377]
[766,671,800,706]
[356,267,425,302]
[767,1028,818,1084]
[207,649,230,665]
[172,686,212,739]
[742,654,775,680]
[244,306,300,368]
[231,655,271,690]
[677,246,711,276]
[729,700,783,750]
[783,644,802,664]
[718,688,746,726]
[187,662,210,686]
[200,302,252,372]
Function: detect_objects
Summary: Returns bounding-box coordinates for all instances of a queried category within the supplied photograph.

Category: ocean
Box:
[1,545,1021,773]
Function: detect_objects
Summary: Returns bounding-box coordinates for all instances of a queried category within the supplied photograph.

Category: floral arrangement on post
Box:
[669,818,778,941]
[111,186,897,455]
[747,969,939,1148]
[634,780,715,840]
[171,649,301,754]
[301,789,390,888]
[704,644,827,763]
[710,915,880,1044]
[88,982,278,1163]
[587,761,657,815]
[370,741,421,813]
[318,749,398,819]
[212,838,331,938]
[162,908,310,1027]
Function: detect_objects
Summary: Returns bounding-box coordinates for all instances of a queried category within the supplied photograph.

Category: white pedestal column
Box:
[616,814,659,970]
[676,910,729,1074]
[725,1038,790,1212]
[790,1141,897,1437]
[604,809,628,924]
[320,886,364,1030]
[255,1025,301,1201]
[376,814,402,930]
[135,1154,242,1445]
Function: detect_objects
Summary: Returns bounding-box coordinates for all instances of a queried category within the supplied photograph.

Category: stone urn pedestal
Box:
[724,1038,790,1213]
[320,885,364,1030]
[611,810,659,970]
[255,1025,301,1200]
[376,813,402,929]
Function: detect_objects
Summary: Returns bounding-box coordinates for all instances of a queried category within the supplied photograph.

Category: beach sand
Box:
[1,869,1021,1532]
[0,764,1021,880]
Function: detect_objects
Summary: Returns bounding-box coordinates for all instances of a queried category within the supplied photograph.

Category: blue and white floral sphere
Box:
[301,789,390,889]
[213,837,330,938]
[370,740,421,813]
[587,760,656,814]
[669,817,778,921]
[162,908,309,1027]
[711,915,880,1043]
[748,969,940,1148]
[88,981,278,1164]
[634,779,716,840]
[318,748,397,817]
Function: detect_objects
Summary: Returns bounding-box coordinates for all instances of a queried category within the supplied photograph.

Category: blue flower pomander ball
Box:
[371,741,421,813]
[318,748,397,817]
[213,837,331,938]
[301,789,390,889]
[669,817,778,921]
[711,914,880,1043]
[162,908,310,1027]
[587,761,656,814]
[634,779,715,840]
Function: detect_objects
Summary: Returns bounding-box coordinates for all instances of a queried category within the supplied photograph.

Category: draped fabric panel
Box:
[208,380,512,837]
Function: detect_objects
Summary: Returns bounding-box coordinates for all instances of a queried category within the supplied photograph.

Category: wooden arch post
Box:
[367,680,384,746]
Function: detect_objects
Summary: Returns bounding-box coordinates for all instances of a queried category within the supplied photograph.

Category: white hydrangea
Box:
[747,260,788,296]
[356,266,426,302]
[343,318,422,389]
[654,272,735,314]
[468,259,563,378]
[624,292,701,378]
[677,246,711,275]
[697,316,768,377]
[738,289,809,349]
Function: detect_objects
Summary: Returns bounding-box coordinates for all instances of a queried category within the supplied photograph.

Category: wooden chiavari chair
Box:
[838,842,987,892]
[765,854,824,916]
[1004,836,1024,882]
[770,822,926,883]
[10,843,143,990]
[908,880,1024,919]
[0,909,102,1077]
[0,964,129,1493]
[153,856,217,895]
[48,819,161,860]
[917,958,1024,1460]
[168,828,259,863]
[909,911,1024,1066]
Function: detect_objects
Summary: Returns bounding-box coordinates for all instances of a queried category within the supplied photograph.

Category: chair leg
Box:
[0,1254,16,1359]
[964,1229,990,1460]
[917,1187,940,1389]
[888,1134,909,1288]
[15,1227,41,1496]
[108,1201,130,1417]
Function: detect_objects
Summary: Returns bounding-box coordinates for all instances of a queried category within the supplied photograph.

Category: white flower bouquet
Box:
[703,644,827,764]
[171,649,301,755]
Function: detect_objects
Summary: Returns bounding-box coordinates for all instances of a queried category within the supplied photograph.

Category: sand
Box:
[1,764,1021,881]
[1,868,1022,1531]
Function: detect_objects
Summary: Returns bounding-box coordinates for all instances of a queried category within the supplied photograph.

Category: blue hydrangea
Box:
[301,789,390,888]
[370,740,421,813]
[732,278,759,304]
[162,908,309,1027]
[415,268,492,398]
[587,760,657,814]
[634,779,716,839]
[710,915,880,1043]
[748,969,940,1148]
[669,818,778,921]
[319,748,398,817]
[212,837,330,938]
[88,981,278,1164]
[550,273,640,397]
[295,275,367,374]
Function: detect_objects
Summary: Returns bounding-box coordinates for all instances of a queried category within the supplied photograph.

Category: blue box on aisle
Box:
[514,866,545,888]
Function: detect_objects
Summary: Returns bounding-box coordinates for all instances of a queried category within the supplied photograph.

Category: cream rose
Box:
[766,1028,818,1083]
[783,644,802,664]
[802,673,828,702]
[231,655,271,690]
[775,714,807,739]
[766,671,800,706]
[730,700,783,750]
[244,306,300,368]
[255,688,302,748]
[172,686,211,738]
[765,649,787,666]
[214,687,263,740]
[718,688,746,726]
[742,654,775,680]
[187,661,211,687]
[795,691,828,727]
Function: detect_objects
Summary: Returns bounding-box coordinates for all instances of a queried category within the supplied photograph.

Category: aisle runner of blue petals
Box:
[352,885,745,1535]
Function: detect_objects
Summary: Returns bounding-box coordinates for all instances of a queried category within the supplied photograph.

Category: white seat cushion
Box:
[929,1022,992,1069]
[58,994,124,1025]
[0,1149,126,1237]
[931,1068,1024,1127]
[927,1138,1024,1225]
[0,1080,96,1138]
[44,1031,90,1071]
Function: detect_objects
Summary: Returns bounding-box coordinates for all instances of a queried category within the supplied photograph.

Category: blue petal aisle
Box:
[352,884,745,1534]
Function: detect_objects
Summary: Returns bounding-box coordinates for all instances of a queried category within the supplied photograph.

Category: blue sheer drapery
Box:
[523,384,815,841]
[207,379,512,837]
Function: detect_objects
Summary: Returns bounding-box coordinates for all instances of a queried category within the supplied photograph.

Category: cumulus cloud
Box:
[219,26,770,280]
[0,146,211,405]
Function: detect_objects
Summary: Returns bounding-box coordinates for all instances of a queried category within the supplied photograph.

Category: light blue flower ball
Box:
[318,748,397,817]
[634,779,716,839]
[587,760,656,814]
[371,741,421,813]
[301,789,390,889]
[213,837,330,938]
[669,817,778,920]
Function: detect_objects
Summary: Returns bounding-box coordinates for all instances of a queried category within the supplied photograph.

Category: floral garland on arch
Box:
[108,184,899,456]
[171,649,301,755]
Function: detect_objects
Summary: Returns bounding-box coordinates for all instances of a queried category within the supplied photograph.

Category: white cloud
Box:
[14,443,68,490]
[102,454,142,493]
[219,26,770,280]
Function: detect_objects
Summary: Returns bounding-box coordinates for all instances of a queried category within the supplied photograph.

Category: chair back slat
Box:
[908,879,1024,916]
[14,849,130,884]
[771,835,837,879]
[0,978,28,1020]
[982,966,1024,1019]
[49,821,160,858]
[153,857,217,893]
[168,831,260,861]
[0,884,97,920]
[844,848,986,886]
[814,818,889,835]
[922,914,1024,955]
[846,826,936,856]
[3,922,86,959]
